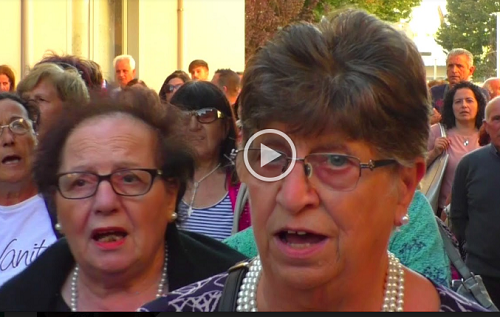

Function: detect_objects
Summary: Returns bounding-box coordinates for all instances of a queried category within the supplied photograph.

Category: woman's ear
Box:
[393,158,425,225]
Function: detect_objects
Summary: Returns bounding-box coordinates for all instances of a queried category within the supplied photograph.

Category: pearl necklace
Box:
[70,244,168,312]
[187,163,221,217]
[236,251,405,312]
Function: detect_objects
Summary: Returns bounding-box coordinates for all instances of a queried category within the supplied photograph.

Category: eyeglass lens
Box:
[0,119,30,136]
[244,148,362,191]
[58,169,155,199]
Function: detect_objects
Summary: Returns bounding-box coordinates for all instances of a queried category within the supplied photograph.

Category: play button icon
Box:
[243,129,297,182]
[260,144,282,167]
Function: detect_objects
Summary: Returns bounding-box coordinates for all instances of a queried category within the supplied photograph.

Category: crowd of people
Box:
[0,7,499,312]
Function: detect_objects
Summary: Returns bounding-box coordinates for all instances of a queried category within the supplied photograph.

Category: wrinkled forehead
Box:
[0,99,29,123]
[116,59,131,70]
[447,54,470,67]
[244,122,352,150]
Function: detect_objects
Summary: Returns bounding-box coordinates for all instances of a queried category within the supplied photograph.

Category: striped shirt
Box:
[177,193,234,241]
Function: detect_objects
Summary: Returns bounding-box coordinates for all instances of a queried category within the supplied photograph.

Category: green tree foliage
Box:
[436,0,500,81]
[314,0,422,22]
[245,0,422,62]
[245,0,320,62]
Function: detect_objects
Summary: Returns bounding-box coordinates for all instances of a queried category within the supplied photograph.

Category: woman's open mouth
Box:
[277,230,327,250]
[1,155,22,166]
[91,227,129,249]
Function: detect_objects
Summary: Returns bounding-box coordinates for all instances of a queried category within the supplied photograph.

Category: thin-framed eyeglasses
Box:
[183,107,225,124]
[166,84,183,93]
[56,168,163,199]
[0,118,31,137]
[235,148,397,191]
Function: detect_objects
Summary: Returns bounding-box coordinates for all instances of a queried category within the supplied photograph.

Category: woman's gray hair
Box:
[239,8,430,166]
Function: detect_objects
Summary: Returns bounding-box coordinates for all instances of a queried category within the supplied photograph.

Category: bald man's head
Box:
[484,96,500,149]
[483,77,500,99]
[485,96,500,121]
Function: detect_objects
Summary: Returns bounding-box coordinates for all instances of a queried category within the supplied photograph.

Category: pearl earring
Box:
[171,212,178,221]
[55,223,63,232]
[401,214,410,226]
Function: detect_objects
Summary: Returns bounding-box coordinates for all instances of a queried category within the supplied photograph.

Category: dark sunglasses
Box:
[183,108,225,123]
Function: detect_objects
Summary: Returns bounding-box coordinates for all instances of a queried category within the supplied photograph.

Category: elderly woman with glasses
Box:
[140,9,488,312]
[0,88,246,311]
[0,93,59,288]
[170,81,251,241]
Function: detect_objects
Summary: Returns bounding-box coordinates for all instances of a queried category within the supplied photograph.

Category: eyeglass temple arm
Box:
[360,159,397,171]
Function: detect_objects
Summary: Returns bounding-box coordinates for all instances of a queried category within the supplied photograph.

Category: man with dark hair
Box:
[211,68,241,107]
[188,59,209,81]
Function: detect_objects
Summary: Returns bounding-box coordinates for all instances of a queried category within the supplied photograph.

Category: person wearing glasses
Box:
[0,88,246,311]
[140,9,488,312]
[158,70,191,103]
[169,81,251,241]
[0,93,58,288]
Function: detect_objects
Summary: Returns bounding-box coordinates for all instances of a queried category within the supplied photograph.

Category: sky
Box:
[408,0,448,65]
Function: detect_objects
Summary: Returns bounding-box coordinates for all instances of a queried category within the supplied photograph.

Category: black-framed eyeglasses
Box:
[183,108,225,124]
[56,168,163,199]
[236,148,397,191]
[166,83,183,93]
[0,118,31,137]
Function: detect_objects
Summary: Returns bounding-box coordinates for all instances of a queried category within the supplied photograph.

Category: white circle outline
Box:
[243,129,297,182]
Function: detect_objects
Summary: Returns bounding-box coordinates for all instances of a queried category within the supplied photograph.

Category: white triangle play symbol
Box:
[260,144,282,167]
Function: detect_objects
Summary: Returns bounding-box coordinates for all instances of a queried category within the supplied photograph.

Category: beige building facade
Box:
[0,0,245,92]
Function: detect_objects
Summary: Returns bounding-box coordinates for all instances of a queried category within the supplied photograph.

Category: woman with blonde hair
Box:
[17,62,89,138]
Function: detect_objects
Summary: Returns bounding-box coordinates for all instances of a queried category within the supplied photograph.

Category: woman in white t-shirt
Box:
[0,93,57,287]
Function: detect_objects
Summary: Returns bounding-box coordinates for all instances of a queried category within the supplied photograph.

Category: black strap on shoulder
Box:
[218,260,251,312]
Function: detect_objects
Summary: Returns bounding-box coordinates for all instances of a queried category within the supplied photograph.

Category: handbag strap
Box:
[436,216,498,310]
[231,183,249,235]
[218,260,251,311]
[439,123,447,138]
[436,216,472,280]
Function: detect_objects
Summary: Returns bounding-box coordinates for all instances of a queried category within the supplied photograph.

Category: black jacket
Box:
[0,225,247,311]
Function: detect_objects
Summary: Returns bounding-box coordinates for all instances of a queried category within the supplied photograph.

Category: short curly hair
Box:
[240,8,430,166]
[441,81,486,130]
[34,88,195,214]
